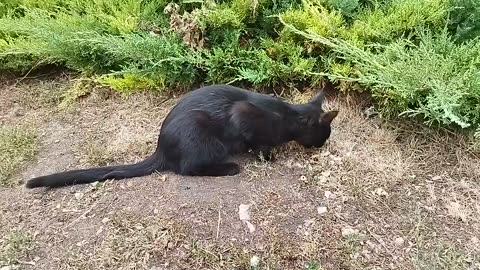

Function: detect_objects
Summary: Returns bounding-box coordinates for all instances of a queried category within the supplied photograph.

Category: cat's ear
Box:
[310,90,325,106]
[310,80,335,106]
[319,110,339,124]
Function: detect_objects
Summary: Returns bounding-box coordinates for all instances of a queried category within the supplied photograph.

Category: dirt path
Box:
[1,76,479,270]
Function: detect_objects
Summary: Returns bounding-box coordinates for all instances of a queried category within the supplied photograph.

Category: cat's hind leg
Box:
[163,109,241,177]
[178,133,241,176]
[185,162,240,176]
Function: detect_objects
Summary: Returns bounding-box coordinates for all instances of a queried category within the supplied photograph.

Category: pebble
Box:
[325,191,336,200]
[394,237,405,246]
[250,255,260,267]
[12,106,25,117]
[341,226,359,237]
[74,192,84,200]
[317,206,328,215]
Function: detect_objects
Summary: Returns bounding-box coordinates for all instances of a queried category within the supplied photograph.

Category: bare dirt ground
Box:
[1,73,479,270]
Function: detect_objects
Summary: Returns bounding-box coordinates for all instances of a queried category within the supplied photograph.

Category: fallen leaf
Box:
[245,221,256,233]
[238,204,251,221]
[446,201,470,222]
[239,204,255,233]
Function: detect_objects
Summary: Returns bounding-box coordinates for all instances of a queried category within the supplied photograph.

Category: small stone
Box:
[366,240,376,251]
[74,192,84,200]
[304,219,315,227]
[341,226,359,237]
[432,175,442,181]
[317,206,328,215]
[250,255,260,267]
[102,217,110,224]
[471,236,479,245]
[374,187,388,197]
[324,191,336,200]
[321,171,331,177]
[76,240,86,247]
[12,106,25,117]
[160,175,167,181]
[54,139,60,143]
[126,181,133,187]
[394,237,405,246]
[321,151,330,157]
[331,156,342,161]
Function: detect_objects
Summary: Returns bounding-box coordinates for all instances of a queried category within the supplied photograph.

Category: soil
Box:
[1,74,479,270]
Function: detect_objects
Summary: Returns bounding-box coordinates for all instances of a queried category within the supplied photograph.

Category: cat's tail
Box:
[24,151,165,189]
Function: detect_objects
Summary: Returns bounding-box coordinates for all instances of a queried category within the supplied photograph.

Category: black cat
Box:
[25,83,338,189]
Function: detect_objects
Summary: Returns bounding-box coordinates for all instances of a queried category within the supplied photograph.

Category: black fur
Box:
[25,83,339,189]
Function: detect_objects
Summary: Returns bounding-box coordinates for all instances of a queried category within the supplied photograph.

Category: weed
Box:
[0,230,34,266]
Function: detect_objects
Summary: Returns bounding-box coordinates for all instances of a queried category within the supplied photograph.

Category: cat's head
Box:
[294,84,339,148]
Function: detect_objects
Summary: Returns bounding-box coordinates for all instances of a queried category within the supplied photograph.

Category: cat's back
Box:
[162,84,288,127]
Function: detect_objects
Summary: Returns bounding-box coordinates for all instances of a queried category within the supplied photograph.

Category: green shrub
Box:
[283,20,480,129]
[1,0,480,132]
[279,1,345,42]
[448,0,480,43]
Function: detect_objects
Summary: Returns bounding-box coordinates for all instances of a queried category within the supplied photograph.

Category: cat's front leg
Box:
[252,145,275,162]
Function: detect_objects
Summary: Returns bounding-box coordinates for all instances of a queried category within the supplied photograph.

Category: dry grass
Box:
[0,127,38,186]
[62,212,186,270]
[0,78,479,269]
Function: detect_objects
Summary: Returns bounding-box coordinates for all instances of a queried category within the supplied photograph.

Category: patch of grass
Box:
[0,127,37,187]
[80,141,116,167]
[0,230,34,266]
[305,260,323,270]
[78,135,154,167]
[414,241,472,270]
